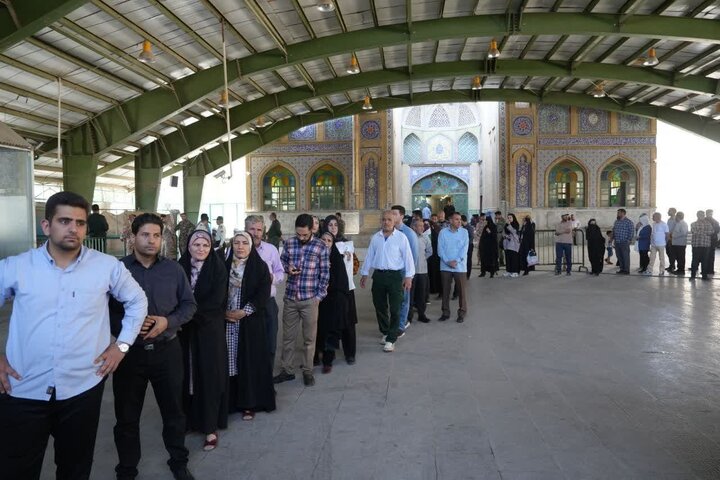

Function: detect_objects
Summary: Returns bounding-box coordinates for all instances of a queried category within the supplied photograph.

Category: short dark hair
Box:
[450,212,461,219]
[335,212,342,217]
[45,191,90,221]
[391,205,406,215]
[617,208,627,214]
[132,213,164,235]
[216,216,223,222]
[91,204,100,212]
[461,214,467,221]
[200,213,209,221]
[494,210,502,215]
[295,213,313,230]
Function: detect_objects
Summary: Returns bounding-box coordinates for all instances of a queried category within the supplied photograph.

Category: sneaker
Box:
[502,272,511,277]
[303,372,315,386]
[272,371,295,384]
[404,322,411,330]
[379,335,387,344]
[397,330,406,339]
[510,273,519,278]
[346,356,356,365]
[643,270,652,276]
[383,342,395,352]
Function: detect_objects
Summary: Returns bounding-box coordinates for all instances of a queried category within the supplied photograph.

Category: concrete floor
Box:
[0,264,716,479]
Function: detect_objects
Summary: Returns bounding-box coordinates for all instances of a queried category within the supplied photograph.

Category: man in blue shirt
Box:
[392,205,418,334]
[0,191,148,480]
[612,208,635,275]
[438,212,469,322]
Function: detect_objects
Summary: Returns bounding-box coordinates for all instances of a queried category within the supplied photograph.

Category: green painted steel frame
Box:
[0,0,89,51]
[48,13,720,159]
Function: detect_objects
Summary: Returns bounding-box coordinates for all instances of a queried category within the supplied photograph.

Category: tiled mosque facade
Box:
[245,102,656,232]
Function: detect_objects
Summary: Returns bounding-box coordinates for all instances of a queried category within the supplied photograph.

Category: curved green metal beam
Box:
[177,89,719,180]
[0,0,89,52]
[57,13,720,157]
[124,60,718,175]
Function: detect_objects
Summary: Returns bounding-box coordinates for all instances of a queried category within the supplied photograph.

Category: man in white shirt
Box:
[360,211,415,352]
[422,202,431,221]
[665,207,677,272]
[214,216,226,248]
[409,217,433,324]
[647,212,669,275]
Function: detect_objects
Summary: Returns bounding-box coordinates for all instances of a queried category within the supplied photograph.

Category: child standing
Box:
[605,230,614,265]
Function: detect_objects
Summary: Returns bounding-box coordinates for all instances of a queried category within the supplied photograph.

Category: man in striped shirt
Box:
[274,214,330,387]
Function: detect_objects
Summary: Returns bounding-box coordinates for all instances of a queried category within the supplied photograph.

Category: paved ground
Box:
[1,261,718,479]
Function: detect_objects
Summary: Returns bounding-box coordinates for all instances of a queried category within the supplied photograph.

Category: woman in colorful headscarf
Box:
[222,231,275,422]
[178,230,228,451]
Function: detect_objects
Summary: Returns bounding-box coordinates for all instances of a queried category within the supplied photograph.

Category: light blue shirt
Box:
[0,244,148,400]
[360,229,415,278]
[398,223,418,264]
[438,226,469,273]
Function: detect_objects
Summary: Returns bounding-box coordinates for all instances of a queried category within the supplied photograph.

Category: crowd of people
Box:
[2,191,717,480]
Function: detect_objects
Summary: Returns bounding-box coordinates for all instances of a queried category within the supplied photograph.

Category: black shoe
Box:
[665,267,673,272]
[689,276,696,281]
[673,270,685,276]
[303,372,315,386]
[522,271,529,276]
[478,272,486,277]
[702,275,710,280]
[452,295,459,300]
[346,356,355,365]
[273,371,295,384]
[555,271,561,276]
[171,467,195,480]
[438,316,449,322]
[456,317,465,323]
[417,316,430,323]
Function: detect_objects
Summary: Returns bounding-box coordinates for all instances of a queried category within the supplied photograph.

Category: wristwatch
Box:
[116,341,130,353]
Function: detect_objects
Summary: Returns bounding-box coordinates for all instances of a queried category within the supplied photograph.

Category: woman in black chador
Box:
[223,231,275,422]
[518,215,536,276]
[479,215,499,278]
[178,229,229,451]
[586,218,605,276]
[315,231,352,373]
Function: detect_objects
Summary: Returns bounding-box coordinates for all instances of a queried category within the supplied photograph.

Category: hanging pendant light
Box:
[138,40,156,64]
[642,48,659,66]
[471,76,482,91]
[218,90,229,108]
[362,95,373,111]
[317,1,336,12]
[487,39,500,59]
[346,55,360,74]
[591,84,606,98]
[256,116,273,128]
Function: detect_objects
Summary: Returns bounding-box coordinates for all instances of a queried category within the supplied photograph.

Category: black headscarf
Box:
[178,230,228,312]
[586,218,604,243]
[321,232,350,294]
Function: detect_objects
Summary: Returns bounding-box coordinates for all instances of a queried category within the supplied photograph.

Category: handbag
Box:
[353,253,360,275]
[526,249,539,266]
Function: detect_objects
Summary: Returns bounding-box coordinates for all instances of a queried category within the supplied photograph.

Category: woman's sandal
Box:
[203,432,218,451]
[242,410,255,421]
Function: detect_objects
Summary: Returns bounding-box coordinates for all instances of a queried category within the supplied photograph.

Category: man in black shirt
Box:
[88,204,109,252]
[110,213,197,480]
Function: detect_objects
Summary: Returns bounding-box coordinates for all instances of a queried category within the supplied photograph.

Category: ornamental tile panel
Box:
[515,155,531,208]
[538,104,570,135]
[253,141,353,155]
[288,124,317,141]
[512,116,533,136]
[618,113,650,133]
[410,166,471,184]
[578,108,609,134]
[538,136,655,146]
[324,117,353,140]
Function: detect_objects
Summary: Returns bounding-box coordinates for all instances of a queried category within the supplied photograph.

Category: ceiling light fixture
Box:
[218,90,229,108]
[138,40,156,64]
[362,95,373,111]
[256,116,272,128]
[317,2,336,12]
[471,76,482,91]
[643,48,659,67]
[591,84,606,98]
[712,102,720,120]
[347,55,360,74]
[487,39,500,59]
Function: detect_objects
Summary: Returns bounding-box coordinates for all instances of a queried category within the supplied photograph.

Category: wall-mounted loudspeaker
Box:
[170,175,179,187]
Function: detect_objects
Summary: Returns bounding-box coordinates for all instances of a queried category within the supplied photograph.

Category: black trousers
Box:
[639,250,650,271]
[0,379,105,480]
[691,246,710,277]
[466,247,473,279]
[672,245,686,272]
[666,244,676,270]
[409,273,429,321]
[113,337,188,477]
[265,297,279,366]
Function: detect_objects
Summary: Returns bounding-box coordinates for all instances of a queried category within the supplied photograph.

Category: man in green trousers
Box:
[360,210,415,353]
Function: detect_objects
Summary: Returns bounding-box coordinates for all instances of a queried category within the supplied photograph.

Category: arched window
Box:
[548,160,585,208]
[403,134,422,164]
[310,164,344,210]
[458,132,478,163]
[263,166,296,211]
[600,160,637,207]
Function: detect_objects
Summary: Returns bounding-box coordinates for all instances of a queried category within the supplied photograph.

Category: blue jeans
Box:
[615,242,630,272]
[399,288,411,331]
[555,243,572,273]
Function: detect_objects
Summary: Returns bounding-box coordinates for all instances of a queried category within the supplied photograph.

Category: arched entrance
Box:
[412,172,468,215]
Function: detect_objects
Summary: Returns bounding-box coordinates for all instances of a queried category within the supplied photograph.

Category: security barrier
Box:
[532,229,588,272]
[36,235,126,258]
